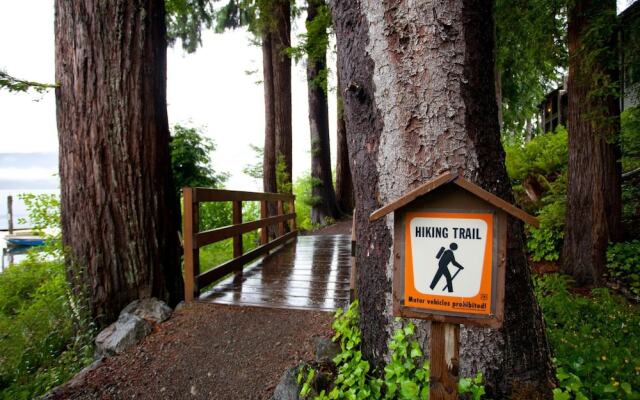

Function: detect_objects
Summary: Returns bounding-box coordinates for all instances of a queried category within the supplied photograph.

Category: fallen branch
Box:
[622,168,640,180]
[603,280,640,304]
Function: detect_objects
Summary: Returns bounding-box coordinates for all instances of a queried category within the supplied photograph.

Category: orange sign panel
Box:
[404,211,494,317]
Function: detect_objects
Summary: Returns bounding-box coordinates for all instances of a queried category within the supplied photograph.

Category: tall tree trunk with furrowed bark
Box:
[263,31,277,197]
[563,0,622,285]
[272,0,292,193]
[54,0,183,327]
[335,56,355,214]
[331,1,555,397]
[307,0,340,225]
[262,29,278,238]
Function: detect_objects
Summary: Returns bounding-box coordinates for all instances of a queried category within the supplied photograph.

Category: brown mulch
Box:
[51,303,333,400]
[530,260,560,275]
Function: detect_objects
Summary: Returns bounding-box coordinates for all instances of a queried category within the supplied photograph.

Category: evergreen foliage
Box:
[289,0,332,92]
[505,126,568,261]
[0,70,56,93]
[495,0,566,138]
[169,124,228,195]
[166,0,216,53]
[242,144,264,181]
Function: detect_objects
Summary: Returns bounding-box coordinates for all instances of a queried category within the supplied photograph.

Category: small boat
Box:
[5,234,45,247]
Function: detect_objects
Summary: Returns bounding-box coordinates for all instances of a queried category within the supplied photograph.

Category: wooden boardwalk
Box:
[199,235,351,311]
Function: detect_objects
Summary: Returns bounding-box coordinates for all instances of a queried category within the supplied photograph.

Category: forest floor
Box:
[48,303,333,400]
[47,219,352,400]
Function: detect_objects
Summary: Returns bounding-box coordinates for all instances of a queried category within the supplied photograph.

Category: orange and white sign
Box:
[404,211,494,316]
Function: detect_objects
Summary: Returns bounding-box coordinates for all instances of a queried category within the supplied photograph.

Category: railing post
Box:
[183,188,200,301]
[232,200,243,278]
[289,196,296,232]
[277,200,285,237]
[7,195,13,234]
[260,200,268,245]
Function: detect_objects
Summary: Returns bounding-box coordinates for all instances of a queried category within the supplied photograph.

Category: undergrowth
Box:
[536,274,640,399]
[298,301,485,399]
[0,194,94,400]
[607,240,640,298]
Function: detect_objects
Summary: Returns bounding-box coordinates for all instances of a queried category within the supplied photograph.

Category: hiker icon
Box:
[429,243,464,293]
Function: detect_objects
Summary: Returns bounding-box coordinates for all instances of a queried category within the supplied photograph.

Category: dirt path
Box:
[50,303,333,400]
[303,217,352,236]
[49,221,354,400]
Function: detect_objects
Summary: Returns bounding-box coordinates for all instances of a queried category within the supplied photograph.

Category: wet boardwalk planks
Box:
[199,235,351,311]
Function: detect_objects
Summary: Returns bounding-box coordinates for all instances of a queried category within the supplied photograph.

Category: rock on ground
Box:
[95,313,152,357]
[121,297,173,323]
[313,336,340,365]
[272,365,305,400]
[94,297,172,357]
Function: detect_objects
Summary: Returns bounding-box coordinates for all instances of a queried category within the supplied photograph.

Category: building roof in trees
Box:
[369,170,539,227]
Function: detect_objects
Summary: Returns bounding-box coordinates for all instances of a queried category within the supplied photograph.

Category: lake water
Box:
[0,189,58,271]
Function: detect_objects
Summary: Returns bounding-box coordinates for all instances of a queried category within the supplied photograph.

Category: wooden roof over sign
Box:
[369,171,539,228]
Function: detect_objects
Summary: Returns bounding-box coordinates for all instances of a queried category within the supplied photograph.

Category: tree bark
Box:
[563,0,622,285]
[262,31,279,238]
[331,1,555,397]
[262,31,277,196]
[271,0,292,192]
[54,0,183,327]
[335,56,355,214]
[307,0,340,225]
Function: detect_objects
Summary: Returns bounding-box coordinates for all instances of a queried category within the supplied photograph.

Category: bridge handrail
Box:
[182,187,297,301]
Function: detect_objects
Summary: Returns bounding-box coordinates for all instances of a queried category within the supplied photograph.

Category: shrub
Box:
[0,193,94,399]
[301,301,485,399]
[535,274,640,399]
[505,126,568,261]
[606,240,640,297]
[0,260,94,400]
[621,107,640,173]
[169,123,228,195]
[621,107,640,238]
[526,173,566,261]
[293,172,315,231]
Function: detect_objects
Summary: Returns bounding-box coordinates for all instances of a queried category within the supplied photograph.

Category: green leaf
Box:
[399,380,419,399]
[553,388,571,400]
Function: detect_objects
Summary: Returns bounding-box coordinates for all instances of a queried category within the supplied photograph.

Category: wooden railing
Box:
[182,188,297,301]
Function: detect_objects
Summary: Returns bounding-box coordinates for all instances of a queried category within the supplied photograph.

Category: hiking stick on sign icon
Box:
[432,243,464,292]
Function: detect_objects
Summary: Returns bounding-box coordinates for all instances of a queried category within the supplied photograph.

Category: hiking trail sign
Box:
[370,170,538,399]
[369,170,538,328]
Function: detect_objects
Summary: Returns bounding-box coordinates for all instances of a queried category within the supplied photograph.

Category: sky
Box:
[0,0,636,192]
[0,1,338,192]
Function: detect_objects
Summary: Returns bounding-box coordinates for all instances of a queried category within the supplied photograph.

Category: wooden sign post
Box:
[369,171,538,399]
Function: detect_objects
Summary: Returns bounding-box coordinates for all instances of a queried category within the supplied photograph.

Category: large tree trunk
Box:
[335,56,355,214]
[272,0,292,192]
[331,1,555,397]
[563,0,622,285]
[307,0,340,225]
[262,31,278,196]
[55,0,183,327]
